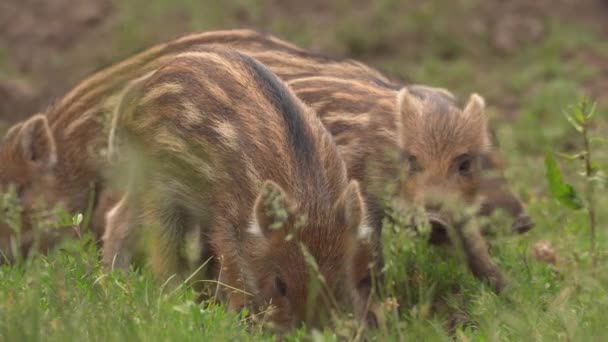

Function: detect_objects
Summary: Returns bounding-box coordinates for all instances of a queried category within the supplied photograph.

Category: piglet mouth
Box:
[425,211,449,232]
[424,211,452,244]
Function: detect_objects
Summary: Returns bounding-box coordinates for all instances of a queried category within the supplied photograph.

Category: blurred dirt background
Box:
[0,0,607,128]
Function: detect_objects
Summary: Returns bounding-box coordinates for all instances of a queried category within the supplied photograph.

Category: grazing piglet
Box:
[0,114,90,260]
[395,87,506,291]
[103,49,374,328]
[288,77,507,291]
[0,29,530,262]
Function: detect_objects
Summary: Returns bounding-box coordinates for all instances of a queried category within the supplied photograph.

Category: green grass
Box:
[1,191,606,340]
[2,0,608,340]
[0,235,269,341]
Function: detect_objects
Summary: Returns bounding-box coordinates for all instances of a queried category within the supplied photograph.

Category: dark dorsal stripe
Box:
[239,52,317,170]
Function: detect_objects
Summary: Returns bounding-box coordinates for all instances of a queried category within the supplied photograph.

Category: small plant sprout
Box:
[545,98,605,266]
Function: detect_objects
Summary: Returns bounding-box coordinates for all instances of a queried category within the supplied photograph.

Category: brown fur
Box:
[286,77,530,231]
[104,49,373,328]
[0,30,529,278]
[0,29,386,259]
[287,77,508,290]
[396,90,490,205]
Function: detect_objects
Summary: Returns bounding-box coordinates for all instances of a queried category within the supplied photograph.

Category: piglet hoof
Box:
[512,213,535,234]
[484,267,508,294]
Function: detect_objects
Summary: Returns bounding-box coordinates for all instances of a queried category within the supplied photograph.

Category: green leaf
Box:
[585,100,597,119]
[557,152,586,161]
[563,112,583,132]
[573,97,596,122]
[54,206,75,228]
[572,102,586,125]
[73,213,84,226]
[545,151,584,210]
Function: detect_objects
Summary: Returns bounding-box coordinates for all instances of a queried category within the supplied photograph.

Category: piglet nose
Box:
[425,209,451,244]
[421,189,463,244]
[426,211,449,231]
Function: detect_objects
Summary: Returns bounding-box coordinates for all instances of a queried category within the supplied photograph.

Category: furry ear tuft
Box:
[463,93,491,149]
[19,114,57,170]
[397,87,423,125]
[396,87,423,148]
[252,180,294,238]
[464,93,485,119]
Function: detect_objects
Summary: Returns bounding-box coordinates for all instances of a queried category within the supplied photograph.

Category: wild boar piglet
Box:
[103,48,375,328]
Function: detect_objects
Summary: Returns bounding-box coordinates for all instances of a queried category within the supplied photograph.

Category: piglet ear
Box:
[19,114,57,170]
[337,180,371,240]
[463,93,491,148]
[396,87,422,127]
[396,87,423,149]
[463,93,486,120]
[252,180,293,238]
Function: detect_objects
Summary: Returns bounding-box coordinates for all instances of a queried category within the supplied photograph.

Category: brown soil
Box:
[0,0,607,125]
[0,0,112,122]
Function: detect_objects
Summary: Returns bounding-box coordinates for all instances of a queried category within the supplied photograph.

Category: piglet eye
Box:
[275,276,287,297]
[457,154,473,176]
